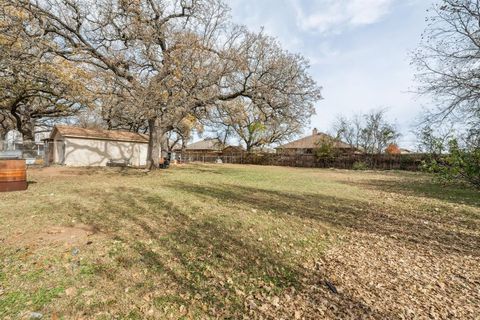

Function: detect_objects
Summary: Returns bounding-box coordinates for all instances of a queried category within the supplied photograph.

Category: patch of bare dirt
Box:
[29,167,104,177]
[6,224,98,247]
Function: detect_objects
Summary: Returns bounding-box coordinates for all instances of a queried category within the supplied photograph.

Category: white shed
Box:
[46,126,150,167]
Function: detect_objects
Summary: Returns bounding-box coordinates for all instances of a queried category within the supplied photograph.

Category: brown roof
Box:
[278,132,354,150]
[184,139,223,151]
[52,125,149,143]
[223,146,245,152]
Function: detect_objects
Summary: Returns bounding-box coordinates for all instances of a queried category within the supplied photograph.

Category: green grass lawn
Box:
[0,164,479,319]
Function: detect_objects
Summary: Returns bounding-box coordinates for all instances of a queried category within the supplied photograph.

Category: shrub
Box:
[353,161,369,170]
[315,140,336,158]
[423,139,480,189]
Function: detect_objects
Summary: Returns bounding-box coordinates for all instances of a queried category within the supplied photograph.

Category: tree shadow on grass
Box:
[345,176,480,208]
[69,186,390,319]
[165,181,480,257]
[174,164,229,175]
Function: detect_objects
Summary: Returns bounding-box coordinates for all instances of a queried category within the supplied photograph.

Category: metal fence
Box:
[0,140,46,165]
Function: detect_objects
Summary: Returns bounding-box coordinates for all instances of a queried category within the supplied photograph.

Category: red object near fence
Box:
[385,144,401,155]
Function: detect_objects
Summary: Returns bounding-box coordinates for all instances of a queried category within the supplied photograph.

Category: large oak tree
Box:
[6,0,321,168]
[0,2,91,141]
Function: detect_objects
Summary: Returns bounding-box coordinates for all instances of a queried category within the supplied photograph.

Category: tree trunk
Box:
[21,128,35,142]
[10,105,35,142]
[0,132,6,151]
[146,117,164,170]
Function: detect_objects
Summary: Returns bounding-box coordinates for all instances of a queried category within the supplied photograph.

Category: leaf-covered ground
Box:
[0,164,479,319]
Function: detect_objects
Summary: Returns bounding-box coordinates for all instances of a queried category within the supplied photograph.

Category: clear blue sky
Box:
[228,0,433,148]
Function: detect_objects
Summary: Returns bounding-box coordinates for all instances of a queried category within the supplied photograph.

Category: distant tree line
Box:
[332,109,400,155]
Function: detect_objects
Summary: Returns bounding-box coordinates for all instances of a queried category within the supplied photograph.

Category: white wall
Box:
[5,128,52,144]
[53,134,149,167]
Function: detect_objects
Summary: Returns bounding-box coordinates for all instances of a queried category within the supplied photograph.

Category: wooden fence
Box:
[178,152,427,171]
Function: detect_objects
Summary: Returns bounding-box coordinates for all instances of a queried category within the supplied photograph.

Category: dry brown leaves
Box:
[245,229,480,319]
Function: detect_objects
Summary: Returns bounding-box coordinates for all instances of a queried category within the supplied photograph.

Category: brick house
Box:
[276,129,358,155]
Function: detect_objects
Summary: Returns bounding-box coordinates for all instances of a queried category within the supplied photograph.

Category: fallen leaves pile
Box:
[246,228,480,319]
[242,175,480,319]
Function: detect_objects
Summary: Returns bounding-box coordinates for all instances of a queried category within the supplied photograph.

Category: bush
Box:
[315,140,338,158]
[353,161,369,170]
[423,139,480,189]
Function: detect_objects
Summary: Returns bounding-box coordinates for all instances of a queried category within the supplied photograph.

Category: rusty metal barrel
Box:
[0,160,28,192]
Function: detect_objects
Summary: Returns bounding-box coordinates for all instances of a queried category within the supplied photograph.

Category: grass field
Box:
[0,164,479,319]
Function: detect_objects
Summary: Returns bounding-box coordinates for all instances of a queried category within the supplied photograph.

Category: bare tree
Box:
[362,110,401,154]
[333,109,400,154]
[211,32,321,151]
[333,114,363,150]
[218,31,321,114]
[413,0,480,130]
[210,99,305,151]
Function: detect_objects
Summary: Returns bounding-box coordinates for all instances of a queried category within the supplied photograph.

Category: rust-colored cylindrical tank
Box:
[0,160,28,192]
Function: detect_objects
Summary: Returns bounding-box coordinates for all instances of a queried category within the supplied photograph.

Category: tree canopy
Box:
[413,0,480,132]
[1,0,321,167]
[0,2,92,140]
